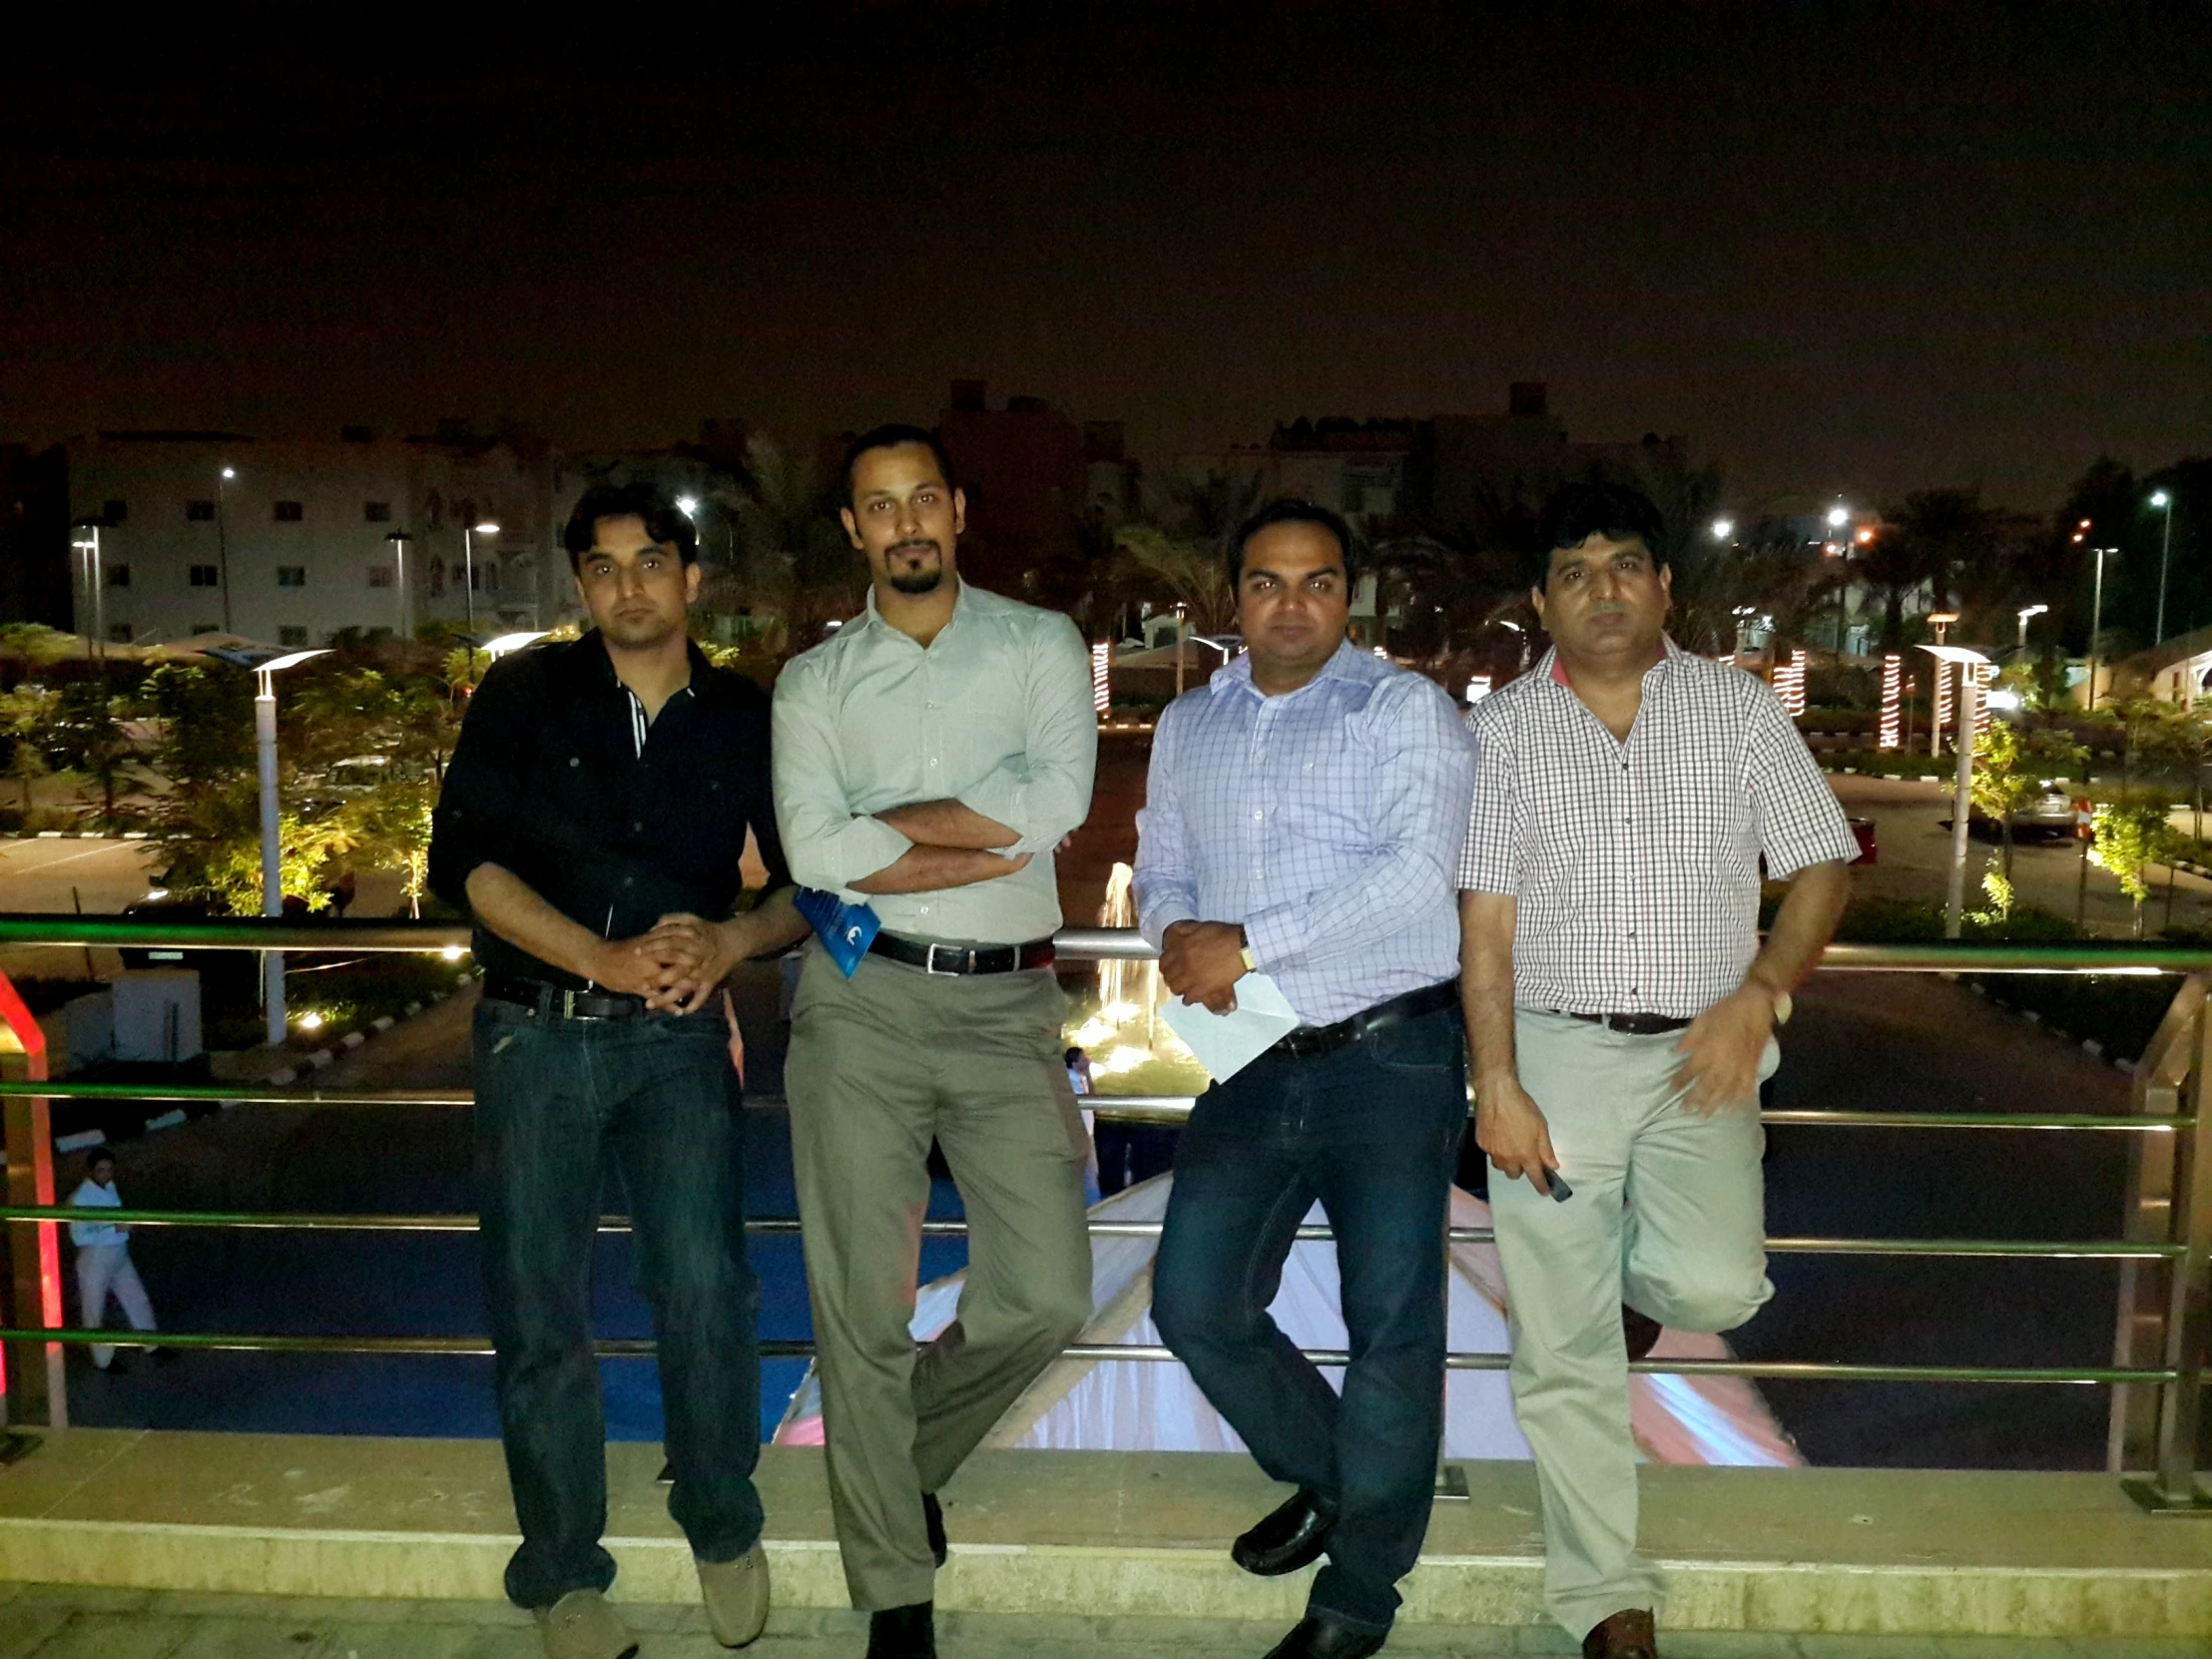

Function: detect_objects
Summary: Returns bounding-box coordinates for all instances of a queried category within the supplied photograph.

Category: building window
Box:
[102,499,127,523]
[186,500,216,522]
[277,626,308,647]
[189,564,220,587]
[104,564,130,588]
[276,566,306,588]
[274,501,304,522]
[364,501,391,523]
[107,623,132,644]
[367,566,395,588]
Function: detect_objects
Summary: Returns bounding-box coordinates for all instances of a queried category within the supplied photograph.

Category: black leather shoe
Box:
[1622,1306,1663,1362]
[866,1601,934,1659]
[1261,1611,1389,1658]
[922,1490,946,1568]
[1232,1489,1338,1577]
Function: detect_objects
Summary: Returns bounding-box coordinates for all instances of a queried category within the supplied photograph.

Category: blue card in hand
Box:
[794,887,881,978]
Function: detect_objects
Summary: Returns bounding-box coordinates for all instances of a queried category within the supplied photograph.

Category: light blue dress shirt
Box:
[1133,641,1477,1026]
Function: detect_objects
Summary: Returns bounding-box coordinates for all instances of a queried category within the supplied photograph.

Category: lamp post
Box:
[2087,545,2118,711]
[68,519,106,675]
[1827,503,1851,655]
[1173,603,1188,698]
[1926,613,1960,757]
[463,521,499,634]
[2016,602,2048,658]
[215,467,237,634]
[1922,643,1992,938]
[2151,490,2176,646]
[384,531,413,642]
[235,649,329,1045]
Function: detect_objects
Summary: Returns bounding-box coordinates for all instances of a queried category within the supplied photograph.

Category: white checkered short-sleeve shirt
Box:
[1456,640,1858,1020]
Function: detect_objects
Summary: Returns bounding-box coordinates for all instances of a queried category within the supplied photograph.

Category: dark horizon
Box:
[4,6,2207,512]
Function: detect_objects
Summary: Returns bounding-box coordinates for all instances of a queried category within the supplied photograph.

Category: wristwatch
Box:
[1239,939,1258,974]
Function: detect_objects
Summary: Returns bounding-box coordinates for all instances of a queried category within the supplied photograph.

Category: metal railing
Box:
[1,917,2206,1514]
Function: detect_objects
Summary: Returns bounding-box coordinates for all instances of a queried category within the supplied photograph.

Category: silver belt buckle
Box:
[924,942,956,975]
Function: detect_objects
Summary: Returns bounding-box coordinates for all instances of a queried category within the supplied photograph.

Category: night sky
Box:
[5,6,2207,507]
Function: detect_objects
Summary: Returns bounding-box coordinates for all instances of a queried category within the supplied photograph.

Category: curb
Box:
[262,969,479,1088]
[1965,979,2139,1077]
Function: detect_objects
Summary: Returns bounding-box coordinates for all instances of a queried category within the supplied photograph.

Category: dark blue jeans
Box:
[1153,1003,1465,1633]
[474,996,763,1610]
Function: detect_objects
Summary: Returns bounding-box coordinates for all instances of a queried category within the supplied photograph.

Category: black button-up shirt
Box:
[427,631,791,989]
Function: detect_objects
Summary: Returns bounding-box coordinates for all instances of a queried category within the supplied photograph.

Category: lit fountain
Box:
[1065,861,1203,1091]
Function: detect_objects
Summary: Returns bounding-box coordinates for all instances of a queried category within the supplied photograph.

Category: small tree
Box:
[1971,720,2087,877]
[2090,802,2177,937]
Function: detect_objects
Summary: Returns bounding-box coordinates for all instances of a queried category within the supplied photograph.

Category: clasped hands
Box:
[1160,919,1250,1014]
[588,912,750,1014]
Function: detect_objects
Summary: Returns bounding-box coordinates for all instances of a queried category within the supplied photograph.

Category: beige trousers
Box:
[785,944,1094,1610]
[1489,1009,1776,1640]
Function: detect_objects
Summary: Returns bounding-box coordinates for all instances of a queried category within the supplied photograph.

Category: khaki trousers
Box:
[785,944,1094,1610]
[1489,1010,1776,1641]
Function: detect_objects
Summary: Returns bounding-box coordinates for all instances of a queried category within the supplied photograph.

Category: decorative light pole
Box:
[216,466,237,634]
[1922,643,1992,938]
[2151,490,2176,646]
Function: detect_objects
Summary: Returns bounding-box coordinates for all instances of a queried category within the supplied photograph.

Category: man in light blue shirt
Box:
[1135,500,1476,1659]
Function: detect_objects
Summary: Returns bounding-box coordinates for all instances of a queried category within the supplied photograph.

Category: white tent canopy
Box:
[775,1177,1800,1468]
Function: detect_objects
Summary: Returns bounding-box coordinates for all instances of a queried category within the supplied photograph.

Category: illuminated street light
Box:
[384,530,413,641]
[2016,602,2048,656]
[2150,490,2176,644]
[69,519,107,673]
[2086,546,2119,711]
[1711,518,1734,540]
[1827,504,1850,528]
[215,467,237,633]
[677,496,700,517]
[481,630,548,661]
[1985,688,2023,713]
[1921,643,1992,938]
[463,520,500,635]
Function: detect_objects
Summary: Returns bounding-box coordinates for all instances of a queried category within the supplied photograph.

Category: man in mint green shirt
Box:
[773,424,1097,1659]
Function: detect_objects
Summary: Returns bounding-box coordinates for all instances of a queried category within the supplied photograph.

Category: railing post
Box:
[2123,973,2212,1512]
[2110,972,2204,1472]
[0,1013,64,1429]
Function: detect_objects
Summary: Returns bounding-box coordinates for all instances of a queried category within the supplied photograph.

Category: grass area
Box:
[206,952,471,1050]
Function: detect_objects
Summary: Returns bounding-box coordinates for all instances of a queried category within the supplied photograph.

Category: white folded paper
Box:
[1157,971,1302,1083]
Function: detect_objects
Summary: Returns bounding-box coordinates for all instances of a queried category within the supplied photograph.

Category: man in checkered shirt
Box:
[1457,483,1855,1659]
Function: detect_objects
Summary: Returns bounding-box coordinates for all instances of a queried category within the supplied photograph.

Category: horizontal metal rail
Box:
[3,1326,2188,1384]
[5,1207,2185,1261]
[0,1080,2186,1134]
[7,913,2212,973]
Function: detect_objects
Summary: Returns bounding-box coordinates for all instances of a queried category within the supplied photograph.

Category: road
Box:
[1830,773,2212,935]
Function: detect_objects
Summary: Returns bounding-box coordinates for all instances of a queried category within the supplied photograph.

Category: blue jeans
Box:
[1153,1003,1465,1633]
[474,996,763,1610]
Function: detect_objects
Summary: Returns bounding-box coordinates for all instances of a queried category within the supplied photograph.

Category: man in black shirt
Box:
[429,482,808,1659]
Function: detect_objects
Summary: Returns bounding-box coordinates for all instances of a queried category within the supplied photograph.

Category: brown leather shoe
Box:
[1582,1607,1657,1658]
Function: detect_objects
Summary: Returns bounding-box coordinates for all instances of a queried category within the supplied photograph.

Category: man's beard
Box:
[889,567,944,596]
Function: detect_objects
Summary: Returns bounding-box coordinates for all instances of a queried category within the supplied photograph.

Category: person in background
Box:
[69,1146,161,1373]
[1457,481,1854,1659]
[1063,1044,1093,1095]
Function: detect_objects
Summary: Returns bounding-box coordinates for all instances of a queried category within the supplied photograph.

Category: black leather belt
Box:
[1560,1009,1694,1036]
[485,974,649,1022]
[1272,980,1459,1058]
[866,932,1057,976]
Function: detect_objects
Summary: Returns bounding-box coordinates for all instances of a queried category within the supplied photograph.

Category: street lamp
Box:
[216,467,237,634]
[1922,643,1992,939]
[2016,602,2048,657]
[462,521,499,634]
[481,631,548,661]
[209,648,329,1045]
[1710,518,1734,541]
[384,531,413,642]
[2150,490,2176,645]
[68,519,106,674]
[2087,545,2119,711]
[1926,613,1961,758]
[1827,503,1852,654]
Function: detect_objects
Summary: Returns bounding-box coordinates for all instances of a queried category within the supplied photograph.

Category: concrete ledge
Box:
[0,1432,2203,1638]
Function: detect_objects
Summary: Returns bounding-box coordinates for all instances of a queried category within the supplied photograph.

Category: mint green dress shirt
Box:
[771,580,1097,946]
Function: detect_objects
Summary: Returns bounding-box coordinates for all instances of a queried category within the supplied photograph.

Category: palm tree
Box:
[719,435,860,654]
[1888,488,2000,620]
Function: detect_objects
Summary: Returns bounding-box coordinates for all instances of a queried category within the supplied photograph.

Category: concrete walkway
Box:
[0,1585,2203,1659]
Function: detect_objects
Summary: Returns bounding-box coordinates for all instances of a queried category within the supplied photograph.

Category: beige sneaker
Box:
[533,1588,637,1659]
[697,1539,772,1647]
